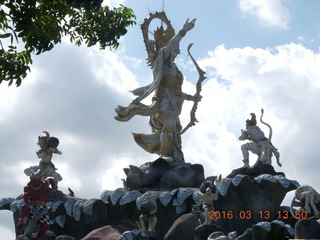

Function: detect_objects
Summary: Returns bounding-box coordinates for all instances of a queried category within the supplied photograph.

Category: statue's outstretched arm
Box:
[163,18,196,59]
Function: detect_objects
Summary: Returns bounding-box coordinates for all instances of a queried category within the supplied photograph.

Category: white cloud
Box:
[238,0,290,29]
[88,49,140,94]
[102,0,126,8]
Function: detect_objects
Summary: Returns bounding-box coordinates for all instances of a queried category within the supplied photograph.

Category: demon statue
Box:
[16,173,57,239]
[239,109,281,168]
[115,12,205,162]
[24,131,62,184]
[138,193,157,231]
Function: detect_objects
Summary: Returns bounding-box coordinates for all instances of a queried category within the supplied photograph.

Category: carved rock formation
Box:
[122,158,205,190]
[237,220,293,240]
[212,174,298,234]
[294,218,320,239]
[0,173,303,239]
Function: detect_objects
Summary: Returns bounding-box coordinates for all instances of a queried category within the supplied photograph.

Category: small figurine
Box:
[138,193,157,231]
[291,184,320,219]
[24,131,62,183]
[16,173,57,239]
[239,109,281,168]
[198,187,215,224]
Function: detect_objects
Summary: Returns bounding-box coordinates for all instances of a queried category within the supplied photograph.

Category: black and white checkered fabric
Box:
[29,204,50,224]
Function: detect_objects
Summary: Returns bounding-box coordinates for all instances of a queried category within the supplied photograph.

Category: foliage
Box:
[0,0,136,86]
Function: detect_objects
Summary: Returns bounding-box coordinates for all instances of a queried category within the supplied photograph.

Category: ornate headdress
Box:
[141,11,175,68]
[246,113,257,126]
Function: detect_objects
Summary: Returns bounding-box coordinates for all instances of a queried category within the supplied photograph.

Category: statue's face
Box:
[172,48,180,59]
[37,137,46,147]
[30,177,41,185]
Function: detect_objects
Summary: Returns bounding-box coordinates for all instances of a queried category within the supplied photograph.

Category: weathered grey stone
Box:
[55,236,75,240]
[177,188,197,206]
[15,234,29,240]
[170,188,179,196]
[254,174,277,183]
[159,191,172,206]
[207,231,226,240]
[64,198,76,217]
[82,199,97,215]
[193,191,204,206]
[0,197,15,210]
[100,190,112,203]
[73,199,86,221]
[194,223,225,240]
[10,199,24,212]
[173,196,187,214]
[160,166,201,189]
[55,214,66,228]
[294,219,320,239]
[231,174,246,187]
[237,220,293,240]
[120,190,142,205]
[164,213,206,240]
[82,222,136,240]
[110,188,128,205]
[217,178,232,196]
[124,165,158,190]
[52,200,64,212]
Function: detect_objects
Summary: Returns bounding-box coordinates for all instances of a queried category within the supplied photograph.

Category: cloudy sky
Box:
[1,0,320,238]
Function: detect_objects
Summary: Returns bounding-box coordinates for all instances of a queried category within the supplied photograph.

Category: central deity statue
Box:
[115,12,203,162]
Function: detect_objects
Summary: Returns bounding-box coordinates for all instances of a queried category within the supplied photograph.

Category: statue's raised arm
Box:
[162,18,196,60]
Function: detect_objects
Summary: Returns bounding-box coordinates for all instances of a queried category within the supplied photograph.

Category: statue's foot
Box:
[242,160,250,168]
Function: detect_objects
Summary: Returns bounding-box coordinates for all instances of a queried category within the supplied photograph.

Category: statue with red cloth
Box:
[16,174,57,239]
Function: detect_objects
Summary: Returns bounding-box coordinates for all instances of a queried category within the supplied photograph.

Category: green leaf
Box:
[0,33,12,38]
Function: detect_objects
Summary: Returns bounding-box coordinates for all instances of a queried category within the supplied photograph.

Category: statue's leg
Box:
[243,142,262,167]
[160,131,173,157]
[258,141,272,165]
[149,216,157,231]
[24,218,39,237]
[139,215,146,231]
[305,193,311,213]
[241,143,251,167]
[159,117,176,161]
[36,222,49,239]
[309,192,319,218]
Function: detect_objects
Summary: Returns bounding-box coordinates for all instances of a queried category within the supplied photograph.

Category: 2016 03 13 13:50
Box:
[208,210,308,220]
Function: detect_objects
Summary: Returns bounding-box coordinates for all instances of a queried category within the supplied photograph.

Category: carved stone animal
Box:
[292,184,320,219]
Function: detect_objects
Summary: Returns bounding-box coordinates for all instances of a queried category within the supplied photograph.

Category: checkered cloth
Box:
[29,204,50,224]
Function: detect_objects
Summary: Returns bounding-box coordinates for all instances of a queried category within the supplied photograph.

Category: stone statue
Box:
[239,109,281,168]
[138,193,157,231]
[291,184,320,219]
[198,187,215,224]
[115,12,204,162]
[24,131,63,183]
[16,173,57,239]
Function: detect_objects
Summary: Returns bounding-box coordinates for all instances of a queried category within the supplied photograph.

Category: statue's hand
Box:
[193,94,202,102]
[183,18,196,31]
[51,190,57,202]
[16,221,25,230]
